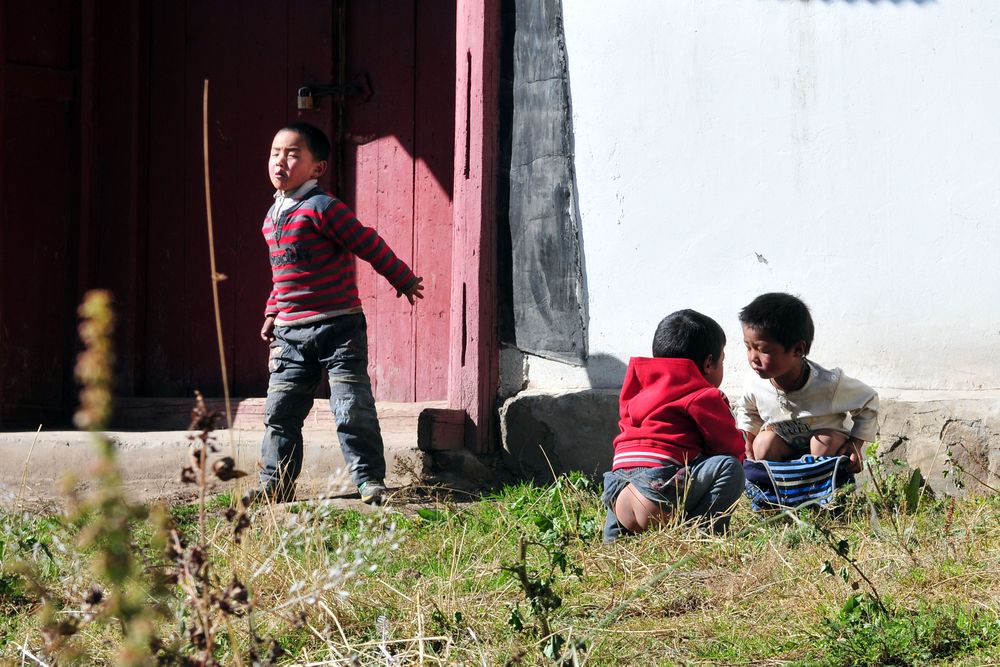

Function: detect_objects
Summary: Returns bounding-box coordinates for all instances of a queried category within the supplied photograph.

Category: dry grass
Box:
[3,471,1000,666]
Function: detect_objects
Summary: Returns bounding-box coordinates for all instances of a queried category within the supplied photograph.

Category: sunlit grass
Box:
[2,472,1000,665]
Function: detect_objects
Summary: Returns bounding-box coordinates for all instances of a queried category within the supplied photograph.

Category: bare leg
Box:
[614,483,671,533]
[752,430,796,462]
[809,429,849,457]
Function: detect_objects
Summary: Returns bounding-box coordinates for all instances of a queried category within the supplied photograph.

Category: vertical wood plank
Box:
[88,0,148,397]
[283,0,335,400]
[77,0,96,329]
[0,0,7,419]
[0,0,78,423]
[228,0,292,398]
[413,0,457,401]
[343,0,379,394]
[1,99,75,417]
[144,0,189,395]
[187,0,242,398]
[344,0,382,397]
[344,0,417,402]
[287,0,335,163]
[372,0,417,403]
[450,0,500,452]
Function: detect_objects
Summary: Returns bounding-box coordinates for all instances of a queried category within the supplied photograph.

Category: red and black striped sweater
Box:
[263,184,418,326]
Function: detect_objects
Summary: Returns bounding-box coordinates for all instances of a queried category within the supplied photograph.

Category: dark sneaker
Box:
[242,483,296,506]
[358,480,387,505]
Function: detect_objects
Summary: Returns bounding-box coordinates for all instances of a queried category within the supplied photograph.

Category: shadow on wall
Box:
[585,353,627,391]
[498,353,625,483]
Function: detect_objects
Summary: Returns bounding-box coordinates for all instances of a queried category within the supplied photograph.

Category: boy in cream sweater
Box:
[736,293,879,474]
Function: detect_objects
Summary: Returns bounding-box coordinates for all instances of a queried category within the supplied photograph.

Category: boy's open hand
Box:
[260,315,276,342]
[397,276,425,305]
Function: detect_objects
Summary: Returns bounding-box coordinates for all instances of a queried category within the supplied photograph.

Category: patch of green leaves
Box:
[818,596,1000,666]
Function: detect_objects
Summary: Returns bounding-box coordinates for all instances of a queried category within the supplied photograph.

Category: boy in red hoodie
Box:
[602,310,746,542]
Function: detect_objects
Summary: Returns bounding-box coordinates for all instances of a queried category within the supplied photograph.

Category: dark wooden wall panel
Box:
[87,0,149,396]
[4,0,73,68]
[181,0,236,398]
[144,0,190,396]
[0,0,79,424]
[229,0,295,398]
[0,98,76,418]
[0,0,7,419]
[143,1,335,398]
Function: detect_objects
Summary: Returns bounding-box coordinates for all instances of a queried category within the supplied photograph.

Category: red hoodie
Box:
[612,357,746,471]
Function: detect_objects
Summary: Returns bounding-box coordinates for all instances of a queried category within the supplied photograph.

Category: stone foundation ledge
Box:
[499,389,1000,496]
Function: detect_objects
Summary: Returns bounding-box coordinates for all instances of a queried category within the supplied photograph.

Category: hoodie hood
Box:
[611,356,745,470]
[620,357,711,422]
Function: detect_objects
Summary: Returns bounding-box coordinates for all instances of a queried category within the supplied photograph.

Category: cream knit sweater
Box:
[735,359,879,443]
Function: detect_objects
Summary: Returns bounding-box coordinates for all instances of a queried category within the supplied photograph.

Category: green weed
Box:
[818,595,1000,666]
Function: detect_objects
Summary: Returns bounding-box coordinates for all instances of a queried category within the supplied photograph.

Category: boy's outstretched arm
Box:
[318,199,420,298]
[397,276,425,305]
[687,389,747,461]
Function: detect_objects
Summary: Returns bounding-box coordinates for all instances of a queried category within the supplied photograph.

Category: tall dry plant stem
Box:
[202,78,236,466]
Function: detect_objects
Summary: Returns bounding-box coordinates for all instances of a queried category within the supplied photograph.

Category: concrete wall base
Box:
[500,389,1000,495]
[0,431,431,507]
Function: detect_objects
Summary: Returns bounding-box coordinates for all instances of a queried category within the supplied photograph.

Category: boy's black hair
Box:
[651,309,726,365]
[279,122,331,162]
[739,292,814,354]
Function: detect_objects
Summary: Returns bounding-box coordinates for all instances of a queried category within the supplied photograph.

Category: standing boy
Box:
[255,122,423,505]
[602,310,746,542]
[736,293,878,474]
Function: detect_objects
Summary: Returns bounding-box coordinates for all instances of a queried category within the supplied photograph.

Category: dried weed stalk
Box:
[21,291,279,666]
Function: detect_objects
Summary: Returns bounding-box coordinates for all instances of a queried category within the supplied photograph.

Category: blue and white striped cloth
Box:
[743,455,854,511]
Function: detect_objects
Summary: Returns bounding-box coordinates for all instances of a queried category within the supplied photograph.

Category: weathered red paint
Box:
[343,1,456,404]
[450,0,500,453]
[414,1,458,402]
[349,1,419,403]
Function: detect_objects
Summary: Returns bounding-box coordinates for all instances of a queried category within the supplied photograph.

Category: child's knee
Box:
[752,431,791,461]
[810,429,848,456]
[717,456,746,492]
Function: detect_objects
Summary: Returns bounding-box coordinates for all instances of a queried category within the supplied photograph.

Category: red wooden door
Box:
[341,2,455,402]
[0,0,80,423]
[142,1,455,403]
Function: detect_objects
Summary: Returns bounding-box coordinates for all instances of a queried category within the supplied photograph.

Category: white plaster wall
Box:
[540,0,1000,394]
